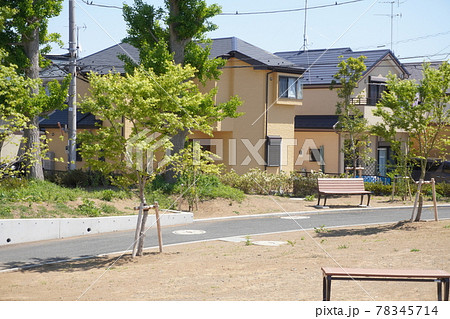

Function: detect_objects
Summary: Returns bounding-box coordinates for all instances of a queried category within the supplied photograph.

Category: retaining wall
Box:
[0,211,193,246]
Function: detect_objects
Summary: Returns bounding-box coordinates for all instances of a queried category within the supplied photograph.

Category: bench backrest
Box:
[317,178,366,192]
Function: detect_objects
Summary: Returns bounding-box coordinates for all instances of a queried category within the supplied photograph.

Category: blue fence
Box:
[360,175,391,185]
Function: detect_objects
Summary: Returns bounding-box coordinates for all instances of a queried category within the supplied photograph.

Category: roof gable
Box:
[275,48,407,85]
[39,109,99,129]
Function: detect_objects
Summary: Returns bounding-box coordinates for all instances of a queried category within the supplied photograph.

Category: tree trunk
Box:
[167,0,190,65]
[164,0,191,183]
[23,26,44,180]
[165,128,189,183]
[23,116,44,180]
[135,176,149,257]
[412,161,427,222]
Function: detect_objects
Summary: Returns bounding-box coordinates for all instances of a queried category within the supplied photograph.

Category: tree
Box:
[331,56,372,176]
[78,62,240,256]
[0,0,64,179]
[170,142,223,211]
[374,61,450,221]
[122,0,229,182]
[0,49,69,177]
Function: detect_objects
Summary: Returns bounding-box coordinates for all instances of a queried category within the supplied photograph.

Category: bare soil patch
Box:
[1,218,449,301]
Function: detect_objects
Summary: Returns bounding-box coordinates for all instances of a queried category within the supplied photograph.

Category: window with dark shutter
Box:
[76,143,82,162]
[266,136,282,167]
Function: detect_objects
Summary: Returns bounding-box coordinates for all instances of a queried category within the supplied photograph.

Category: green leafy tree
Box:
[0,49,69,177]
[78,62,240,256]
[331,55,372,177]
[171,142,223,211]
[122,0,232,182]
[0,0,65,180]
[373,61,450,221]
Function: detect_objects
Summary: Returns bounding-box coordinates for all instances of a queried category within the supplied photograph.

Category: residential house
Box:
[275,48,410,176]
[40,38,305,174]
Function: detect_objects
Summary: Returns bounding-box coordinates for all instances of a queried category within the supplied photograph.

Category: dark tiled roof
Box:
[403,61,445,81]
[208,37,303,73]
[275,48,408,86]
[295,115,339,130]
[74,38,303,75]
[41,54,71,80]
[39,109,99,129]
[77,42,139,75]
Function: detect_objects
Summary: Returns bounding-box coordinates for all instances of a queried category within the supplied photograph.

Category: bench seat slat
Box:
[322,267,450,278]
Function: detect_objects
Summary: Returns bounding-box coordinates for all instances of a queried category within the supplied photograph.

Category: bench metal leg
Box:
[444,278,449,301]
[367,194,371,206]
[317,194,321,206]
[437,281,442,301]
[323,275,332,301]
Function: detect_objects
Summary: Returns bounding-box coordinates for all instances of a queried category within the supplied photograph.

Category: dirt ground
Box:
[0,195,449,301]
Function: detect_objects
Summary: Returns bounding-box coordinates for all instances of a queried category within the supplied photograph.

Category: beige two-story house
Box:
[276,47,410,177]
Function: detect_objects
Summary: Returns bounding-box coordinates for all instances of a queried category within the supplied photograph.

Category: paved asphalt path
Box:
[1,205,449,271]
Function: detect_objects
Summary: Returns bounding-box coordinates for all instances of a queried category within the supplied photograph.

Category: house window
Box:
[188,139,212,153]
[310,146,325,172]
[368,76,387,105]
[278,76,302,99]
[266,136,282,167]
[75,143,82,162]
[310,149,321,162]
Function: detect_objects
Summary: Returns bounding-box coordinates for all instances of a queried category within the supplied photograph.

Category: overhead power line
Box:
[220,0,364,16]
[354,30,450,50]
[80,0,365,14]
[80,0,122,10]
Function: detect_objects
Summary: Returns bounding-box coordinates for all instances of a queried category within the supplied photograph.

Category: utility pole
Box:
[68,0,77,170]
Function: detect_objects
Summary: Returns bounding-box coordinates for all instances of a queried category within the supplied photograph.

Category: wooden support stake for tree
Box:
[154,201,163,253]
[391,177,396,201]
[132,202,144,258]
[431,178,439,221]
[410,179,423,222]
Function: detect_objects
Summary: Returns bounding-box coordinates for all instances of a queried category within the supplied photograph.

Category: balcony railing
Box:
[350,97,380,106]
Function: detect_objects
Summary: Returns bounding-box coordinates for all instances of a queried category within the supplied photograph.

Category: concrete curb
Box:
[0,210,193,246]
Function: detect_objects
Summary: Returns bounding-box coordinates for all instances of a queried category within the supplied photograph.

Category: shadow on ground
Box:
[315,220,421,238]
[1,251,171,274]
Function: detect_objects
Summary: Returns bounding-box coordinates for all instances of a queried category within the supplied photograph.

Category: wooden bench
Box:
[317,178,371,207]
[322,267,450,301]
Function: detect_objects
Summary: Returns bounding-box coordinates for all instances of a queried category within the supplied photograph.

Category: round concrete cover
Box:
[252,241,287,246]
[172,230,206,235]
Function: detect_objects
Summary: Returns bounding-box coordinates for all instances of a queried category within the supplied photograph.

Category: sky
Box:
[47,0,450,63]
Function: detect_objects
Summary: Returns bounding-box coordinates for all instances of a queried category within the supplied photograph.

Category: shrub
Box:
[46,170,110,188]
[99,203,121,215]
[364,182,392,196]
[76,199,102,217]
[147,174,176,194]
[292,173,319,197]
[145,189,173,210]
[220,168,292,195]
[100,189,115,201]
[435,182,450,197]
